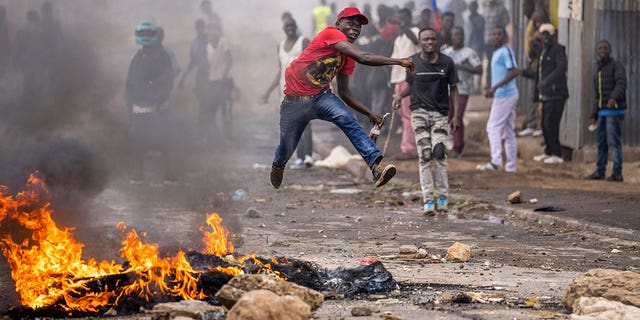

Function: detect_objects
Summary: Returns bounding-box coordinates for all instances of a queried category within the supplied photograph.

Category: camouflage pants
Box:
[410,109,450,202]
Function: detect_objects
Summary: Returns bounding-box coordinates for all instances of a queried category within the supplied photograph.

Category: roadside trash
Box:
[508,191,523,204]
[611,249,622,254]
[529,198,538,204]
[314,145,360,169]
[232,189,246,202]
[534,206,565,212]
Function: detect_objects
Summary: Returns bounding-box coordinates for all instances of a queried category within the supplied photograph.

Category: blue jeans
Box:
[273,90,382,168]
[596,115,623,176]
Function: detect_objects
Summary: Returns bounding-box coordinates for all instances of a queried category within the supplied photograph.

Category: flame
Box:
[0,174,121,311]
[0,173,287,313]
[201,213,234,256]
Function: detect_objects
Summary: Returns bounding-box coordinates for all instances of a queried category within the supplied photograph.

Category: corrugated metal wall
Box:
[593,0,640,146]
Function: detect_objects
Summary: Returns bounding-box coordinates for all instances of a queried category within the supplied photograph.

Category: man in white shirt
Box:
[389,8,420,160]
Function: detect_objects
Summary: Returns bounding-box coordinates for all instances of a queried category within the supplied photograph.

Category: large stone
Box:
[507,191,523,204]
[562,269,640,312]
[215,274,324,311]
[150,300,226,320]
[570,297,640,320]
[445,242,471,262]
[226,289,312,320]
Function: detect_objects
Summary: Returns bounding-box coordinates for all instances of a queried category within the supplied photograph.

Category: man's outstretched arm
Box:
[334,41,414,71]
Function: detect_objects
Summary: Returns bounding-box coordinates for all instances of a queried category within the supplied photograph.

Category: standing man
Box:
[521,23,568,164]
[270,7,414,189]
[585,40,627,182]
[392,27,460,214]
[262,17,314,169]
[476,26,519,172]
[125,21,175,184]
[389,8,420,161]
[482,0,510,89]
[443,26,482,158]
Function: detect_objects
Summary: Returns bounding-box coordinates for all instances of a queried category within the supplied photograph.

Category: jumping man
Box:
[270,7,414,189]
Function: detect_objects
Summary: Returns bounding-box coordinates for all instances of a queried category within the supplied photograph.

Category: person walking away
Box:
[466,1,484,94]
[442,26,482,158]
[392,27,460,214]
[476,26,519,172]
[312,0,332,36]
[389,8,420,161]
[521,23,568,164]
[262,17,314,169]
[125,22,175,184]
[585,40,627,182]
[270,7,415,189]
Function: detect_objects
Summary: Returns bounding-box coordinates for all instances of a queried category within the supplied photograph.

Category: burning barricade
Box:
[0,173,397,317]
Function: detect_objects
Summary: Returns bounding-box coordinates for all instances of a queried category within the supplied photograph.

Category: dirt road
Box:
[1,95,638,319]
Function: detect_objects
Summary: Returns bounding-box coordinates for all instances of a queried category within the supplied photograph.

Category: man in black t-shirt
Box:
[392,27,460,215]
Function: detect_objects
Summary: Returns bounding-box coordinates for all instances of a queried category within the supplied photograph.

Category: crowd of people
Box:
[267,0,628,214]
[0,1,628,212]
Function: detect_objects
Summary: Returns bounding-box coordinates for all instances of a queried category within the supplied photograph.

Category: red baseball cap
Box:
[337,7,369,25]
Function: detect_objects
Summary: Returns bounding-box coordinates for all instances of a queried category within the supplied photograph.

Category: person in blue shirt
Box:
[476,26,519,172]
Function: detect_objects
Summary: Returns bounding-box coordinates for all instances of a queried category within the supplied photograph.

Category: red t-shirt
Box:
[283,27,356,96]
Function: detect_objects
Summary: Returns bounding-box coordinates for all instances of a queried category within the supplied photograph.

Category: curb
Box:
[488,202,640,242]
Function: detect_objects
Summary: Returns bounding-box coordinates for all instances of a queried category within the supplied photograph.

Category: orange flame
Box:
[0,174,121,311]
[201,213,234,256]
[0,174,287,312]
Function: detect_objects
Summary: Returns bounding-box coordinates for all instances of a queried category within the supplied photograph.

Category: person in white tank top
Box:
[262,17,315,168]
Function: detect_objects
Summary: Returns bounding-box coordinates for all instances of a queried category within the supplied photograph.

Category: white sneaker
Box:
[518,128,535,137]
[303,155,315,168]
[532,129,543,137]
[476,162,499,171]
[533,153,549,162]
[543,155,564,164]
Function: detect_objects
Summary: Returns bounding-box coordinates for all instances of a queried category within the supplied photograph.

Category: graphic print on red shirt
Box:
[284,27,356,96]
